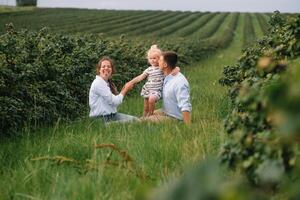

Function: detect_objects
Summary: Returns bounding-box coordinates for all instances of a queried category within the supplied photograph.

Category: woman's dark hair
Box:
[162,51,178,69]
[96,57,118,95]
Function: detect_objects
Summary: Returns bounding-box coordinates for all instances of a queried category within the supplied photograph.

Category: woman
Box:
[89,56,138,123]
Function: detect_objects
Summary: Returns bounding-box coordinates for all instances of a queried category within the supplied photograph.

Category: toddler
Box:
[130,45,179,116]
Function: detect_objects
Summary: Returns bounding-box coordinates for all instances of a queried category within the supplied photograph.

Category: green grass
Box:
[0,12,245,200]
[252,13,265,38]
[243,13,256,47]
[190,12,228,39]
[0,6,36,13]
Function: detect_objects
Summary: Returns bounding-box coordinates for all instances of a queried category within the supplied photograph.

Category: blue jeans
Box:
[96,113,139,124]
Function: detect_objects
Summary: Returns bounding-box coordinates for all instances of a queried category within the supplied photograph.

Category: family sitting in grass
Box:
[88,45,192,124]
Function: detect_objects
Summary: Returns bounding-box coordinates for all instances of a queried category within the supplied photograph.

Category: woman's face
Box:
[99,60,113,80]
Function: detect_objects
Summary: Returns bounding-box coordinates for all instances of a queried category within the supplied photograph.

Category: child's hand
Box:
[125,82,134,90]
[171,66,180,75]
[121,82,135,96]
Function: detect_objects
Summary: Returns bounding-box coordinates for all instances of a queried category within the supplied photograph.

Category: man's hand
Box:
[182,111,191,125]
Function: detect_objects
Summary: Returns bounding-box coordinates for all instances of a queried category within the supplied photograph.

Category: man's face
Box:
[158,55,166,71]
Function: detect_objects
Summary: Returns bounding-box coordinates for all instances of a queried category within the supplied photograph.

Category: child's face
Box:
[148,53,160,67]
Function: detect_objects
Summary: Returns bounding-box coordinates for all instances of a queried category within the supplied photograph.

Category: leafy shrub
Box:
[219,11,300,186]
[152,158,271,200]
[155,13,300,200]
[17,0,36,6]
[0,26,147,136]
[1,22,227,136]
[0,8,240,136]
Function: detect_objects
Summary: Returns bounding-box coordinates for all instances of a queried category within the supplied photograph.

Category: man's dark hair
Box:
[162,51,177,69]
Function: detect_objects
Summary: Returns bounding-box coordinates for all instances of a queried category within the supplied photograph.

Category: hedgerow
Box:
[219,11,300,187]
[0,25,147,136]
[1,18,236,136]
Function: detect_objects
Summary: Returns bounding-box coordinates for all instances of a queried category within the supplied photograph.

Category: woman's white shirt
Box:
[89,76,124,117]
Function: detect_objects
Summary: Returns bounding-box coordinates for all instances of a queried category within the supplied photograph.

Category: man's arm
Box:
[175,82,192,124]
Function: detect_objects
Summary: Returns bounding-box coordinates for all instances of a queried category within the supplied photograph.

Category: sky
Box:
[37,0,300,13]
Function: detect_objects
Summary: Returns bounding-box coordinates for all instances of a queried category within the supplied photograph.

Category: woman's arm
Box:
[92,80,124,107]
[99,82,134,106]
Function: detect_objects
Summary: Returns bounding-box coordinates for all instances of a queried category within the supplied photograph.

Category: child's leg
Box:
[148,95,158,116]
[143,98,149,116]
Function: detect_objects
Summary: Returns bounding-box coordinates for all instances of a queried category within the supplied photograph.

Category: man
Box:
[148,51,192,124]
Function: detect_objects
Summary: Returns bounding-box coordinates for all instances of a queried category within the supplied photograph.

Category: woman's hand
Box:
[125,82,134,91]
[120,82,134,96]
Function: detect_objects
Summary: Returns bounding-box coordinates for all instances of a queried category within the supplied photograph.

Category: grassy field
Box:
[0,6,35,13]
[0,8,252,199]
[6,5,297,200]
[0,7,269,37]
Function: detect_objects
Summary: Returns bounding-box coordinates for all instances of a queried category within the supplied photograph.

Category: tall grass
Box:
[0,13,247,200]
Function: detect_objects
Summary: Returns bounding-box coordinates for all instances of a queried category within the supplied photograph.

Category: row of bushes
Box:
[243,13,256,47]
[0,25,146,136]
[17,0,36,6]
[219,11,300,190]
[0,18,238,136]
[151,12,299,200]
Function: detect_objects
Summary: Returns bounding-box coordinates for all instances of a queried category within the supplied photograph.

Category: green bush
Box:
[0,23,225,136]
[0,26,147,136]
[219,11,300,186]
[0,9,239,136]
[17,0,36,6]
[152,158,273,200]
[155,12,299,200]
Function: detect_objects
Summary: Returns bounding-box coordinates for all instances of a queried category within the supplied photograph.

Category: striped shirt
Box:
[141,66,165,99]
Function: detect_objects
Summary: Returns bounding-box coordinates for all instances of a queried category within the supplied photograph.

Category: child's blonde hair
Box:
[147,44,162,59]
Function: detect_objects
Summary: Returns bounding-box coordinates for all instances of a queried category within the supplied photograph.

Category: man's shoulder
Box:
[175,73,189,85]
